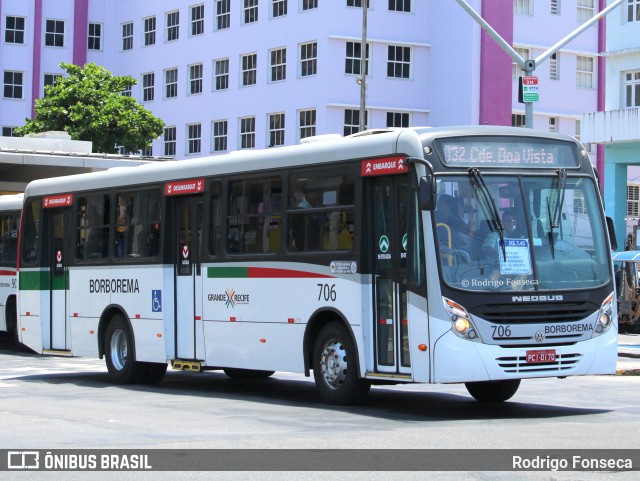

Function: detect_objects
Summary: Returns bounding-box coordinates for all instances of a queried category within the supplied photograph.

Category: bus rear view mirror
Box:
[419,176,436,211]
[605,216,618,251]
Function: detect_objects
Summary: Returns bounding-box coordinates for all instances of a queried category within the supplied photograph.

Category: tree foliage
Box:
[15,63,165,154]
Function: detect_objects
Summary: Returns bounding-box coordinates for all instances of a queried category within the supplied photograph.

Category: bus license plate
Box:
[526,349,556,364]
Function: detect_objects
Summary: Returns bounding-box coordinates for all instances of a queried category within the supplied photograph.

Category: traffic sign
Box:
[519,76,539,103]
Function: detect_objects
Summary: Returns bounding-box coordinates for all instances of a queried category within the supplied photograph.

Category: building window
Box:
[550,53,559,80]
[88,23,101,50]
[5,16,25,44]
[191,4,205,36]
[576,56,594,88]
[387,111,410,128]
[240,117,256,149]
[165,68,178,98]
[3,71,23,99]
[387,45,411,78]
[214,59,229,91]
[142,73,155,102]
[300,42,317,77]
[189,63,203,95]
[272,0,287,17]
[551,0,561,15]
[628,184,640,217]
[512,114,526,127]
[213,120,228,152]
[243,0,259,24]
[514,0,532,15]
[512,47,531,79]
[121,85,132,97]
[45,20,65,47]
[241,53,257,86]
[270,48,287,82]
[299,109,316,140]
[164,127,177,156]
[216,0,231,30]
[268,113,285,147]
[187,123,202,154]
[166,11,179,41]
[2,127,16,137]
[44,74,61,95]
[625,71,640,107]
[345,41,369,75]
[389,0,411,12]
[577,0,594,23]
[347,0,370,7]
[144,17,156,46]
[303,0,318,10]
[629,0,640,22]
[122,22,133,51]
[344,109,367,136]
[548,116,558,133]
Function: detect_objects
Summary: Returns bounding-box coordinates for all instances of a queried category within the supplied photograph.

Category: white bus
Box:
[17,127,617,404]
[0,194,22,342]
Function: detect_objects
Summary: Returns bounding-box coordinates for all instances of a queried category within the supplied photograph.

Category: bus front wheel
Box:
[104,315,148,384]
[312,321,370,405]
[465,379,521,403]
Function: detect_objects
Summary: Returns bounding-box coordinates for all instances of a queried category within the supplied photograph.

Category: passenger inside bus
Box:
[435,194,469,249]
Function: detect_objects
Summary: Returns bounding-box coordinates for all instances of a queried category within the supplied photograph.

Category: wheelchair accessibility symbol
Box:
[152,290,162,312]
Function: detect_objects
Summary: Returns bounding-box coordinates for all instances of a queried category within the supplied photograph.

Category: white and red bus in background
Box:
[0,194,22,342]
[16,127,618,404]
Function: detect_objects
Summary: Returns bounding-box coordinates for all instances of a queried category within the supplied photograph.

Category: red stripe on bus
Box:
[247,267,334,279]
[0,270,16,276]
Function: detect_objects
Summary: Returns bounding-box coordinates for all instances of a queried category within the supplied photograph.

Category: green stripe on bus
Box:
[207,267,249,278]
[19,271,69,290]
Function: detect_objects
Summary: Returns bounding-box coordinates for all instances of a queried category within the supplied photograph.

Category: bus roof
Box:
[0,193,24,211]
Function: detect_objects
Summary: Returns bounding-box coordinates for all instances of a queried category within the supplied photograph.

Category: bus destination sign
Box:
[361,156,409,177]
[164,178,205,196]
[42,194,73,208]
[436,137,578,169]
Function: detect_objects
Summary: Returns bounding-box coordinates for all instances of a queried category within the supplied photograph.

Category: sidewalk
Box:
[617,333,640,376]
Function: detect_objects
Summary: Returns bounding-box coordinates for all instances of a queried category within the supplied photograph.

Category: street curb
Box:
[616,368,640,376]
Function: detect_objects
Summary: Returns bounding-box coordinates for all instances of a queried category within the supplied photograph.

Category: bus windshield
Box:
[434,174,610,291]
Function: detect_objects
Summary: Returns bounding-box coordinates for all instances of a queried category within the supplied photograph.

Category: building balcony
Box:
[581,108,640,144]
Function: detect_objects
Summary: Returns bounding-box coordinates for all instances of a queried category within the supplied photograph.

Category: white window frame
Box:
[514,0,532,15]
[298,108,316,140]
[302,0,318,11]
[142,72,155,102]
[387,45,411,79]
[625,70,640,108]
[189,63,203,95]
[3,71,23,99]
[344,109,366,136]
[243,0,259,25]
[512,47,531,80]
[212,120,228,152]
[268,112,285,147]
[386,111,410,128]
[551,0,561,15]
[216,0,231,30]
[577,0,594,23]
[5,16,25,44]
[389,0,412,13]
[166,10,180,41]
[214,58,230,91]
[550,52,559,80]
[269,47,287,83]
[45,19,65,47]
[629,0,640,22]
[144,16,156,46]
[122,22,133,51]
[190,4,205,36]
[512,113,526,127]
[165,68,178,98]
[164,126,177,156]
[241,53,257,87]
[88,22,102,51]
[548,116,558,133]
[300,41,317,77]
[272,0,288,18]
[187,123,202,154]
[576,55,594,89]
[345,41,369,76]
[240,116,256,149]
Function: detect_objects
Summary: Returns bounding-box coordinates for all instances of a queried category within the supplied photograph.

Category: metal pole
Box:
[359,1,368,132]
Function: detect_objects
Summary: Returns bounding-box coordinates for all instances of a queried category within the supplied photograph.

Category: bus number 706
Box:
[317,283,336,302]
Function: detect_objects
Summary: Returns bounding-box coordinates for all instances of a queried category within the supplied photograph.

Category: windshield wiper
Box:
[547,169,567,259]
[469,168,506,262]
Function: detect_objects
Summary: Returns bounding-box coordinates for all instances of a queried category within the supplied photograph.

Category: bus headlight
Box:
[592,292,614,338]
[443,297,482,342]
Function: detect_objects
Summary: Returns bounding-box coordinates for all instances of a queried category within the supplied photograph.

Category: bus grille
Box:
[496,353,582,374]
[472,302,597,324]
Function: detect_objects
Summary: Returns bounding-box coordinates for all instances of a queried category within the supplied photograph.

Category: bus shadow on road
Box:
[11,367,611,422]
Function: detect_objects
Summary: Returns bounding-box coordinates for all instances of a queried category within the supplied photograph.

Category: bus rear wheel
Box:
[312,321,370,405]
[465,379,520,403]
[104,315,148,384]
[223,368,275,380]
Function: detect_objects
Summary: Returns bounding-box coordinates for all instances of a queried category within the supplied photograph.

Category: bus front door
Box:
[173,196,205,361]
[47,208,70,351]
[371,175,411,375]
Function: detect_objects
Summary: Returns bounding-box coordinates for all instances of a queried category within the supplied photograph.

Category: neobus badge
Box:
[164,178,205,196]
[42,194,73,208]
[361,156,408,177]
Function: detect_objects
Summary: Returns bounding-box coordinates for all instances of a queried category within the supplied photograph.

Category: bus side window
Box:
[21,200,41,265]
